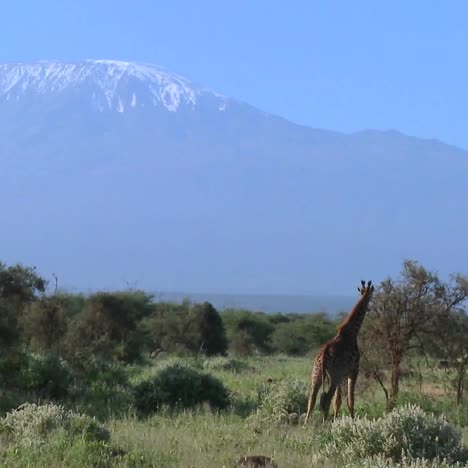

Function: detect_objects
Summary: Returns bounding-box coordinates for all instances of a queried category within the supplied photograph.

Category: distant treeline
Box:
[0,260,338,366]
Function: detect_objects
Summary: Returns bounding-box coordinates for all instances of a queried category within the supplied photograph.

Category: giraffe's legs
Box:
[347,371,359,418]
[304,375,322,424]
[333,385,342,419]
[320,383,337,422]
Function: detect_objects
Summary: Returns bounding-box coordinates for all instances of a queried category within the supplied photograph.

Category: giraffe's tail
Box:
[322,343,330,389]
[319,344,329,411]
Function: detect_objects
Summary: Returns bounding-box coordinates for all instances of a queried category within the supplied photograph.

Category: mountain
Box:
[1,60,467,303]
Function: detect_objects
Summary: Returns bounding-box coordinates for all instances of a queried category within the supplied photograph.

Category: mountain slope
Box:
[1,60,467,298]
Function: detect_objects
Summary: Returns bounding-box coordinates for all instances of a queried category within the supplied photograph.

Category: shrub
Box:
[321,404,464,464]
[68,359,133,419]
[0,402,109,447]
[21,296,67,353]
[191,302,228,355]
[0,351,73,399]
[397,391,468,427]
[0,350,30,387]
[343,455,467,467]
[221,309,275,354]
[63,292,147,364]
[21,353,73,399]
[270,314,336,355]
[230,330,255,356]
[255,379,309,424]
[66,412,110,442]
[133,364,230,415]
[145,301,227,356]
[78,358,130,387]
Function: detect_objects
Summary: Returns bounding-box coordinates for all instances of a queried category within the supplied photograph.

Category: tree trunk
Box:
[388,363,400,410]
[372,370,389,406]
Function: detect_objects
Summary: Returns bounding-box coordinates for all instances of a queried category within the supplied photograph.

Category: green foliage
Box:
[361,260,468,407]
[64,291,147,364]
[145,300,227,356]
[133,364,230,415]
[190,302,228,355]
[254,379,309,424]
[0,300,22,349]
[229,329,255,356]
[54,292,87,318]
[221,309,275,355]
[320,404,464,464]
[0,351,72,399]
[0,390,27,416]
[0,262,46,304]
[425,310,468,406]
[110,290,155,320]
[21,296,68,353]
[0,436,127,468]
[0,350,29,387]
[0,261,46,349]
[69,359,134,419]
[0,402,109,446]
[270,313,335,355]
[397,391,468,427]
[78,358,131,388]
[342,454,468,467]
[21,353,73,399]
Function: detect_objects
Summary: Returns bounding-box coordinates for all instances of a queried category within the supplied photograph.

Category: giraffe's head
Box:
[357,280,374,298]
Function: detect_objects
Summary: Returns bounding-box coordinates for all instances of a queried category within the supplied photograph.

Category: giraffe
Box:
[304,280,374,423]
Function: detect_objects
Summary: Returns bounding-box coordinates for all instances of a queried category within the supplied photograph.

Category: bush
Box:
[21,353,73,399]
[270,314,336,355]
[0,351,73,399]
[145,301,227,356]
[221,310,275,354]
[230,330,255,356]
[21,296,67,353]
[343,454,467,467]
[68,359,133,419]
[0,402,109,447]
[397,391,468,427]
[0,350,30,387]
[133,364,230,415]
[321,404,464,464]
[78,358,130,388]
[255,379,309,424]
[63,292,147,364]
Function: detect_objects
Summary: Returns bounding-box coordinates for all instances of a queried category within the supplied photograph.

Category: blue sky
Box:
[2,1,467,149]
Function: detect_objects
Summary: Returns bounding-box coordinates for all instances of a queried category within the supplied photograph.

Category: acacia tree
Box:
[145,301,227,356]
[0,262,46,304]
[21,296,68,353]
[428,310,468,406]
[361,260,468,408]
[0,261,46,348]
[64,292,148,364]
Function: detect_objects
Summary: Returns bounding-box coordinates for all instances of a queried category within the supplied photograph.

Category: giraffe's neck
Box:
[337,294,372,338]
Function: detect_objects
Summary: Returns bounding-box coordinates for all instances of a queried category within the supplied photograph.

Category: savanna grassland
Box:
[0,259,467,467]
[0,354,467,467]
[110,354,468,468]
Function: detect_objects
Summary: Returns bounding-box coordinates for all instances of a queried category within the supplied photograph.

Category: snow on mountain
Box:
[0,59,228,113]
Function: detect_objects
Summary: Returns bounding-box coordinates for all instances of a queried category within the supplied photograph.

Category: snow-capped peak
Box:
[0,60,228,113]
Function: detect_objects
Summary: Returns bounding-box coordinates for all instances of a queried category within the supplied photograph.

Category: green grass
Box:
[109,412,329,468]
[0,354,466,467]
